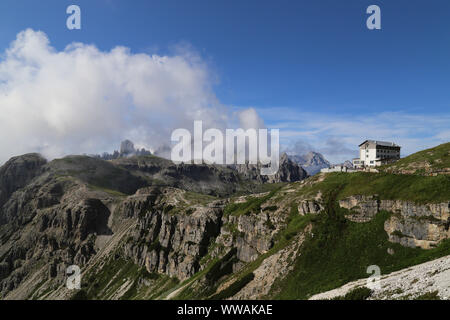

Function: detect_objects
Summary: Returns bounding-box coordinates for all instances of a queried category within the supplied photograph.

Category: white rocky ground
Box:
[310,255,450,300]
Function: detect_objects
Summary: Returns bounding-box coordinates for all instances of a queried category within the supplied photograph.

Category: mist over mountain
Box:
[91,140,152,160]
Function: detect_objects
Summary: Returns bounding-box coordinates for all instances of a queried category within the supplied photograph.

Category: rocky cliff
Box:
[289,151,330,176]
[236,153,308,183]
[0,153,47,210]
[338,195,450,249]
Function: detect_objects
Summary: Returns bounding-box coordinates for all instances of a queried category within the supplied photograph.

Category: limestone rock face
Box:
[298,200,323,215]
[0,179,111,295]
[235,153,308,184]
[223,214,274,263]
[0,153,47,210]
[213,195,289,267]
[338,195,450,249]
[338,195,380,222]
[120,140,136,155]
[230,226,310,299]
[275,153,309,182]
[122,188,223,281]
[289,151,331,176]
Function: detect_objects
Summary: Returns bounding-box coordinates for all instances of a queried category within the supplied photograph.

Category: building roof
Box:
[359,140,400,147]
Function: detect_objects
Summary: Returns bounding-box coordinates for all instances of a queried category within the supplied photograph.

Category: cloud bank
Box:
[264,108,450,164]
[0,29,264,164]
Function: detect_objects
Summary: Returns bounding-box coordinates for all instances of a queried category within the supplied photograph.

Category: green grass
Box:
[332,287,373,300]
[209,272,255,300]
[270,203,450,300]
[382,142,450,174]
[277,203,314,242]
[299,172,450,204]
[174,248,238,300]
[184,191,218,205]
[49,156,147,195]
[414,291,440,300]
[208,204,314,300]
[80,255,180,300]
[70,289,89,300]
[87,184,128,197]
[82,257,141,299]
[224,188,280,217]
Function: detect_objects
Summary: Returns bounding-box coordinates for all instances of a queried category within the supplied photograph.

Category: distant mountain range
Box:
[95,142,345,177]
[288,151,331,175]
[91,140,152,160]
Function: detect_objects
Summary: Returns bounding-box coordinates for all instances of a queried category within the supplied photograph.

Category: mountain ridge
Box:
[288,151,331,175]
[0,142,448,300]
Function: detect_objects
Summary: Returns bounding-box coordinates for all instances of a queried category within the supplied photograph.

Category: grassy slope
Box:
[381,142,450,174]
[298,171,450,204]
[271,207,450,299]
[267,144,450,299]
[197,145,450,300]
[49,156,148,195]
[71,255,179,300]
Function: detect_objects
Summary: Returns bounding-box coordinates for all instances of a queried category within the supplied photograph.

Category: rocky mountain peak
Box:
[303,151,330,167]
[280,152,290,163]
[0,153,47,208]
[288,151,330,176]
[120,139,136,155]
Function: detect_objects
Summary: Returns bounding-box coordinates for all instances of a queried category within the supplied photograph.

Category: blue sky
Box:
[0,0,449,163]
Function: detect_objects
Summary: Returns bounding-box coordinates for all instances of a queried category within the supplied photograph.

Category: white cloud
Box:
[0,29,238,163]
[260,108,450,163]
[236,107,265,130]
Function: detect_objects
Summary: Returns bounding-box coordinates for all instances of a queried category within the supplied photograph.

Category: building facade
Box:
[352,140,401,168]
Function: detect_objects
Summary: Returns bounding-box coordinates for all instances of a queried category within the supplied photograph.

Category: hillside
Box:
[0,143,449,300]
[310,254,450,300]
[382,142,450,175]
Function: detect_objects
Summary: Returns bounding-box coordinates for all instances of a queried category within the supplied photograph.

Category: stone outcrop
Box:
[0,153,47,210]
[338,195,450,249]
[122,188,223,281]
[298,200,323,215]
[0,181,111,295]
[122,188,287,281]
[235,153,308,184]
[229,226,311,299]
[338,195,380,222]
[217,213,275,264]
